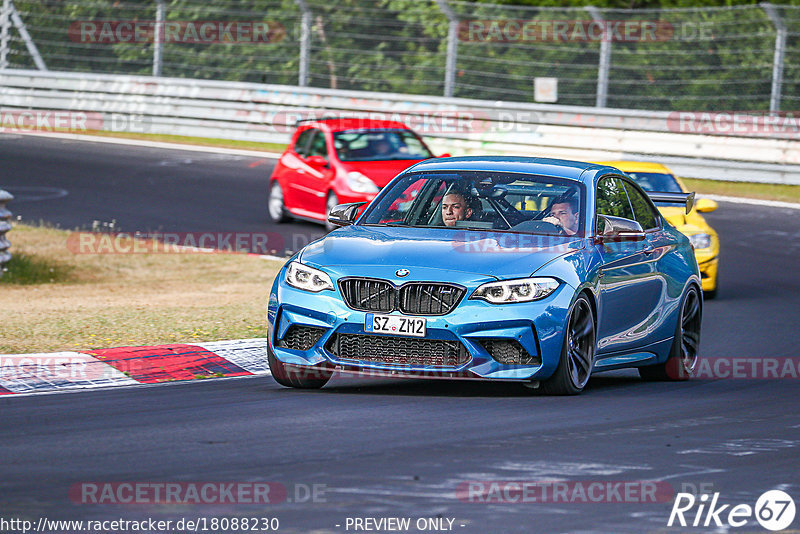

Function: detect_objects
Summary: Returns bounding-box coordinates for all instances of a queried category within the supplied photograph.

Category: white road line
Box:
[703,194,800,210]
[11,131,283,159]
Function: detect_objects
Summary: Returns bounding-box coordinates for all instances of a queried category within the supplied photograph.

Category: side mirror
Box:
[695,198,718,213]
[595,215,645,242]
[327,202,366,227]
[306,155,328,168]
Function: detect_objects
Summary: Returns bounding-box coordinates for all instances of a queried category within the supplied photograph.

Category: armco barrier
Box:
[0,189,12,275]
[1,69,799,184]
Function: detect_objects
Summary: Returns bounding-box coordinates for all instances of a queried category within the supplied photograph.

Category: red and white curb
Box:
[0,339,271,396]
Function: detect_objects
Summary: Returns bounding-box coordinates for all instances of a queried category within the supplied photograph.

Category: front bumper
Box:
[267,275,575,381]
[697,255,718,292]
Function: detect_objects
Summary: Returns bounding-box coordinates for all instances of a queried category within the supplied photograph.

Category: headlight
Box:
[346,171,379,193]
[471,277,559,304]
[687,233,711,250]
[285,261,334,292]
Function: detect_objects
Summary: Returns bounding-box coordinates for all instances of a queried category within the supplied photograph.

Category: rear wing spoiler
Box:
[647,191,695,214]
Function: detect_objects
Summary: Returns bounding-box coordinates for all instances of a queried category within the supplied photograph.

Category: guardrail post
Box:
[0,0,10,69]
[435,0,458,98]
[153,0,165,76]
[586,6,610,108]
[762,2,786,114]
[0,189,13,276]
[8,0,45,70]
[295,0,311,87]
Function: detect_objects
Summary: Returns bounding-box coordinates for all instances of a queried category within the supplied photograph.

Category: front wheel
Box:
[639,285,702,381]
[267,343,332,389]
[538,294,596,395]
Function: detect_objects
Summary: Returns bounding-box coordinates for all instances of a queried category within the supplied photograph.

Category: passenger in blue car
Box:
[441,190,474,227]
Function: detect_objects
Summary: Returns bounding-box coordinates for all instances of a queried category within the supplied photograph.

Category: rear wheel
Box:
[639,285,702,381]
[267,342,332,389]
[324,192,339,232]
[268,181,289,224]
[539,294,596,395]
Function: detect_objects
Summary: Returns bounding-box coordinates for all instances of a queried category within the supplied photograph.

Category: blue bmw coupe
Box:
[267,157,702,394]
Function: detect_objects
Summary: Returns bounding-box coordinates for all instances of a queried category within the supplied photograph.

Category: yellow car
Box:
[597,161,720,298]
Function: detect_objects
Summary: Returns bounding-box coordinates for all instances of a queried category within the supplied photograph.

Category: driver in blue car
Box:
[542,195,579,236]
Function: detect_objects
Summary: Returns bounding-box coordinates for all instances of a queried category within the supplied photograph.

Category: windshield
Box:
[360,171,585,236]
[334,129,433,161]
[624,172,683,193]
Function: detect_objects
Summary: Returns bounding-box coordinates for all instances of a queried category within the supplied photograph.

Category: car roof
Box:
[406,156,607,182]
[596,160,674,174]
[299,118,411,132]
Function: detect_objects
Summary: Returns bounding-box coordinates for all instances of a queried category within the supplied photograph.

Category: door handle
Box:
[643,246,656,255]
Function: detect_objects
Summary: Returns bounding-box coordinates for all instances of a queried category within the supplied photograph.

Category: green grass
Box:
[0,223,282,353]
[683,178,800,203]
[1,253,74,285]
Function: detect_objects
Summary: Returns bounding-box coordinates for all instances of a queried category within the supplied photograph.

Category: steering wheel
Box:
[542,220,567,235]
[509,219,565,235]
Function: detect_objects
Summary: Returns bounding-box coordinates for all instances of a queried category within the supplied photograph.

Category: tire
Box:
[639,285,702,381]
[324,192,339,232]
[538,294,596,395]
[267,342,333,389]
[268,181,289,224]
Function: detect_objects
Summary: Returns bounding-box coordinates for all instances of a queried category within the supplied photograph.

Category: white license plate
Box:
[365,313,426,337]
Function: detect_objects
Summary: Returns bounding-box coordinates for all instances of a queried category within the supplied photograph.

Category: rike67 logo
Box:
[669,490,796,531]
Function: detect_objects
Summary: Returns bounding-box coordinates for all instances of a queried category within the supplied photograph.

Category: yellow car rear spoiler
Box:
[647,191,695,215]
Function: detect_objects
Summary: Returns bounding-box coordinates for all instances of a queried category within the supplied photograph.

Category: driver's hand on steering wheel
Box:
[542,215,562,229]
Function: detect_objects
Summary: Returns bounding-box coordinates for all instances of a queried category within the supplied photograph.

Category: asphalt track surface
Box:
[2,134,800,533]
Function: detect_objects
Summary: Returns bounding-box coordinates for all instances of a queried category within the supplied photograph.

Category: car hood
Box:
[340,159,426,188]
[299,225,584,282]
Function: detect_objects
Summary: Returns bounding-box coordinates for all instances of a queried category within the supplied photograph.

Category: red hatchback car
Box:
[268,118,439,229]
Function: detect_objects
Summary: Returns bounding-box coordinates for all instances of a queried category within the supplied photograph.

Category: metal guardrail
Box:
[1,69,799,184]
[0,189,12,275]
[3,1,800,113]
